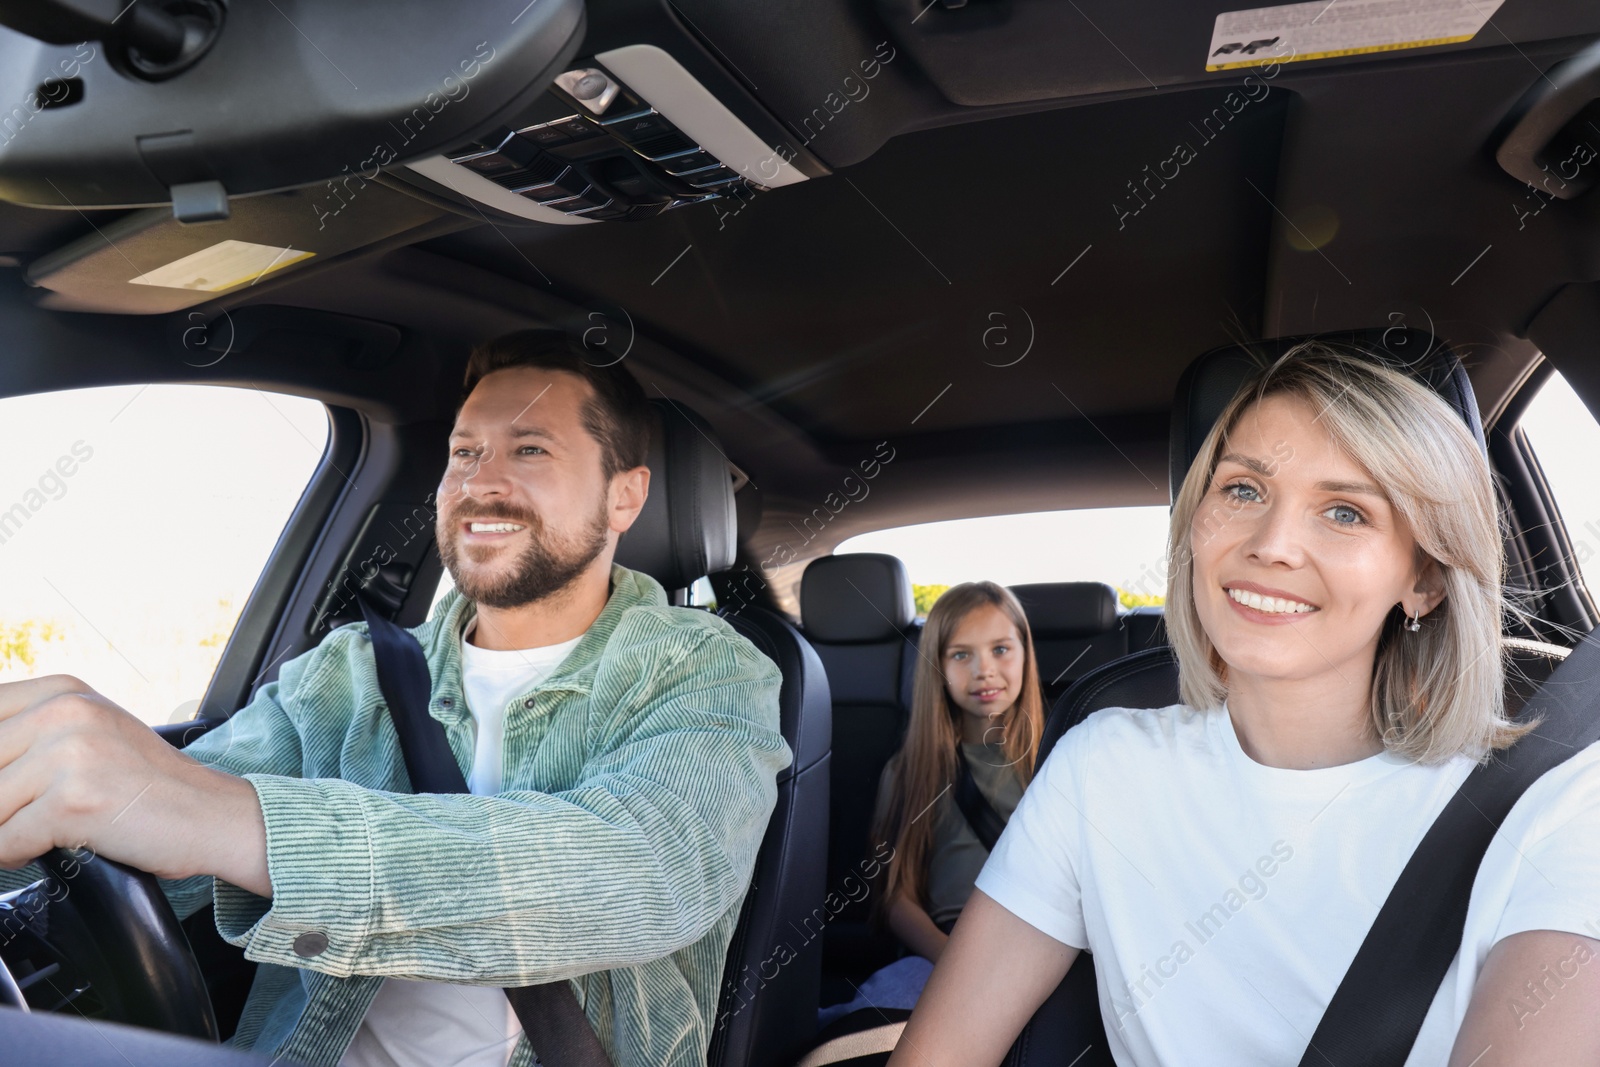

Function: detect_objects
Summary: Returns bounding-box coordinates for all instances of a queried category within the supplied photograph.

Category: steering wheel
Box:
[0,848,218,1039]
[0,943,23,1009]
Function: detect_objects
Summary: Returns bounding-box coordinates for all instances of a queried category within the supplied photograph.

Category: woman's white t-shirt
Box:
[974,701,1600,1066]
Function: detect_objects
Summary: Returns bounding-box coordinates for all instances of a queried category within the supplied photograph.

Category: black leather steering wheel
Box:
[0,848,218,1039]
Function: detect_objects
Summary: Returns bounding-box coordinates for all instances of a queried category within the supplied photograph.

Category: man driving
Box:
[0,329,791,1067]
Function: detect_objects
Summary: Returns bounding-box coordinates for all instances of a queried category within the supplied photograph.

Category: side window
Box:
[0,384,329,725]
[1517,368,1600,600]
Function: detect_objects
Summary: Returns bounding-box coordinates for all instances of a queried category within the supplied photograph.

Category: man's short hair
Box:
[460,330,652,479]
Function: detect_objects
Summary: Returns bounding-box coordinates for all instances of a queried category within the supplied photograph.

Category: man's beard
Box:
[438,495,611,610]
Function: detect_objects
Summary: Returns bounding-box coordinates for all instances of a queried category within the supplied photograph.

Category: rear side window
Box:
[1517,368,1600,601]
[0,384,328,725]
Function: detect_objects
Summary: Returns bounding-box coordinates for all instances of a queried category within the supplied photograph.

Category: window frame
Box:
[1490,358,1599,641]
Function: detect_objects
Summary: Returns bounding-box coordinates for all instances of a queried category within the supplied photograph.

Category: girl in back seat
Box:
[819,582,1046,1025]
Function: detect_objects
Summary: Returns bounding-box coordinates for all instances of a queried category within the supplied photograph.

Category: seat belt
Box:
[357,596,615,1067]
[953,748,1008,852]
[1297,629,1600,1067]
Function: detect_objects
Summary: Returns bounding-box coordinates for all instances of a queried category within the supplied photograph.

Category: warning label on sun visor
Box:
[128,240,315,292]
[1205,0,1505,71]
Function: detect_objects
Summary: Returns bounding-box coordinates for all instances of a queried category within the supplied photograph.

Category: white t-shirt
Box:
[339,618,585,1067]
[975,700,1600,1066]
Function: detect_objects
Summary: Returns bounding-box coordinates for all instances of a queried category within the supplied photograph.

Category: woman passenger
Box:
[889,342,1600,1065]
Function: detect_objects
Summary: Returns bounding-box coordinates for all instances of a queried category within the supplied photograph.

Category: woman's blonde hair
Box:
[871,582,1045,915]
[1166,341,1542,764]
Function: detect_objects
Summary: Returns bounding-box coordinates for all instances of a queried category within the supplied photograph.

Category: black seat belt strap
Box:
[360,594,468,794]
[953,748,1008,852]
[357,595,614,1067]
[1298,629,1600,1067]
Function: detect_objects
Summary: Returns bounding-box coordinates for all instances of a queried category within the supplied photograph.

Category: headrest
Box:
[1008,582,1119,638]
[1170,328,1487,505]
[614,398,737,591]
[800,553,916,643]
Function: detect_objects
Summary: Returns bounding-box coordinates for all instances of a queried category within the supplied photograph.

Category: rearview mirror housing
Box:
[0,0,585,209]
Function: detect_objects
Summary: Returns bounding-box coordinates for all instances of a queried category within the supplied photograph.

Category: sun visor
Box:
[23,180,451,314]
[0,0,584,209]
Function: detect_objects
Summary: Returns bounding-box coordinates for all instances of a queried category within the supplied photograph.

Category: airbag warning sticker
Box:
[1206,0,1505,71]
[128,240,315,292]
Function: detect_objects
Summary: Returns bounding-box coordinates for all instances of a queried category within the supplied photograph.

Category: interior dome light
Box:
[555,67,621,115]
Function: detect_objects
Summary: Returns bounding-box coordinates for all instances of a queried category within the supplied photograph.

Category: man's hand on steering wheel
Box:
[0,675,269,897]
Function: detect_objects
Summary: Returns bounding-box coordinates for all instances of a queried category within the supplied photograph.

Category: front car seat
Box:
[1003,329,1570,1067]
[616,399,833,1067]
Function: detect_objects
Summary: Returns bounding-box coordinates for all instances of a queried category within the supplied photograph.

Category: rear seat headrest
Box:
[1008,582,1119,638]
[1172,329,1486,505]
[801,553,916,643]
[614,398,737,591]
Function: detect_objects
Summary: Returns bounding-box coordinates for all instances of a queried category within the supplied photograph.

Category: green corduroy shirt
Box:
[0,564,790,1066]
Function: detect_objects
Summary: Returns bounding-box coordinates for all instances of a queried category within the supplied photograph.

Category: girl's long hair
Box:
[871,581,1045,916]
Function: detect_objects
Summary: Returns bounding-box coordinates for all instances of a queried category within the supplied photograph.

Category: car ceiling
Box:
[4,0,1600,608]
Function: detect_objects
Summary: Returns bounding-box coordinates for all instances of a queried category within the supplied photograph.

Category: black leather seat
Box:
[617,399,833,1067]
[1002,330,1571,1067]
[797,553,919,990]
[1007,583,1127,706]
[1121,605,1168,654]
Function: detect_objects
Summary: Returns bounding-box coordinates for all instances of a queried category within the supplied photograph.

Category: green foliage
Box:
[197,598,238,650]
[0,620,63,671]
[913,584,950,616]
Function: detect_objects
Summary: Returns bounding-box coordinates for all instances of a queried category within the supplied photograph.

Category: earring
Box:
[1405,606,1421,633]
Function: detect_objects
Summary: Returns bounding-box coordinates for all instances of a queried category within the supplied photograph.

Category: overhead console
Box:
[398,44,817,225]
[0,0,586,210]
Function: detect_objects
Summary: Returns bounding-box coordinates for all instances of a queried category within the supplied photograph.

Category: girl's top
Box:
[875,739,1026,927]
